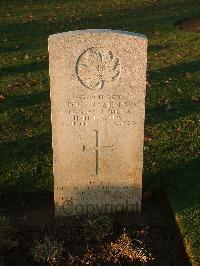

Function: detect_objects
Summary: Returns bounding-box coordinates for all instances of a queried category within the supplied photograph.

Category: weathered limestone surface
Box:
[48,29,147,216]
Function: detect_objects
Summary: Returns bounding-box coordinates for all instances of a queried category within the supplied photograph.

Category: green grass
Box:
[0,0,199,263]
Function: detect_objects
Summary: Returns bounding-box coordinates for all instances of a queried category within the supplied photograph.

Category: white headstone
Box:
[48,29,147,216]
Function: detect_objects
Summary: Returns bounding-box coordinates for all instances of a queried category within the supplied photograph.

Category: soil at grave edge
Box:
[0,190,191,266]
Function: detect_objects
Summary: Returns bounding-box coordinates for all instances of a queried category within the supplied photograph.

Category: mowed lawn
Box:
[0,0,199,264]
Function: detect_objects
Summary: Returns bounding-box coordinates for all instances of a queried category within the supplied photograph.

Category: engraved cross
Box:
[83,130,114,175]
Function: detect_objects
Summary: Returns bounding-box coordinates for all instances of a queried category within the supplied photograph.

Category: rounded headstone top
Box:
[48,29,147,41]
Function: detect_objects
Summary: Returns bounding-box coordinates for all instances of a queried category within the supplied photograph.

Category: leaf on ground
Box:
[25,15,37,23]
[24,54,30,60]
[48,16,57,21]
[186,72,192,79]
[144,136,153,142]
[0,95,6,101]
[191,96,199,102]
[165,100,173,111]
[152,31,160,35]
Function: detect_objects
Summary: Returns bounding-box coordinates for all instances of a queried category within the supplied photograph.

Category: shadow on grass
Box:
[144,157,200,212]
[0,90,50,113]
[148,44,169,52]
[146,59,200,125]
[0,61,48,77]
[143,157,200,263]
[0,43,41,54]
[0,132,51,168]
[0,132,52,193]
[0,0,194,57]
[149,60,200,81]
[162,157,200,212]
[146,97,200,125]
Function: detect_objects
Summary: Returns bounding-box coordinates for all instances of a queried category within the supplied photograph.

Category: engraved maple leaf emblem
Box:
[76,48,120,90]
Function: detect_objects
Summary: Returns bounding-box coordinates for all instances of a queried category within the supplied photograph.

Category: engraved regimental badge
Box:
[76,48,120,90]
